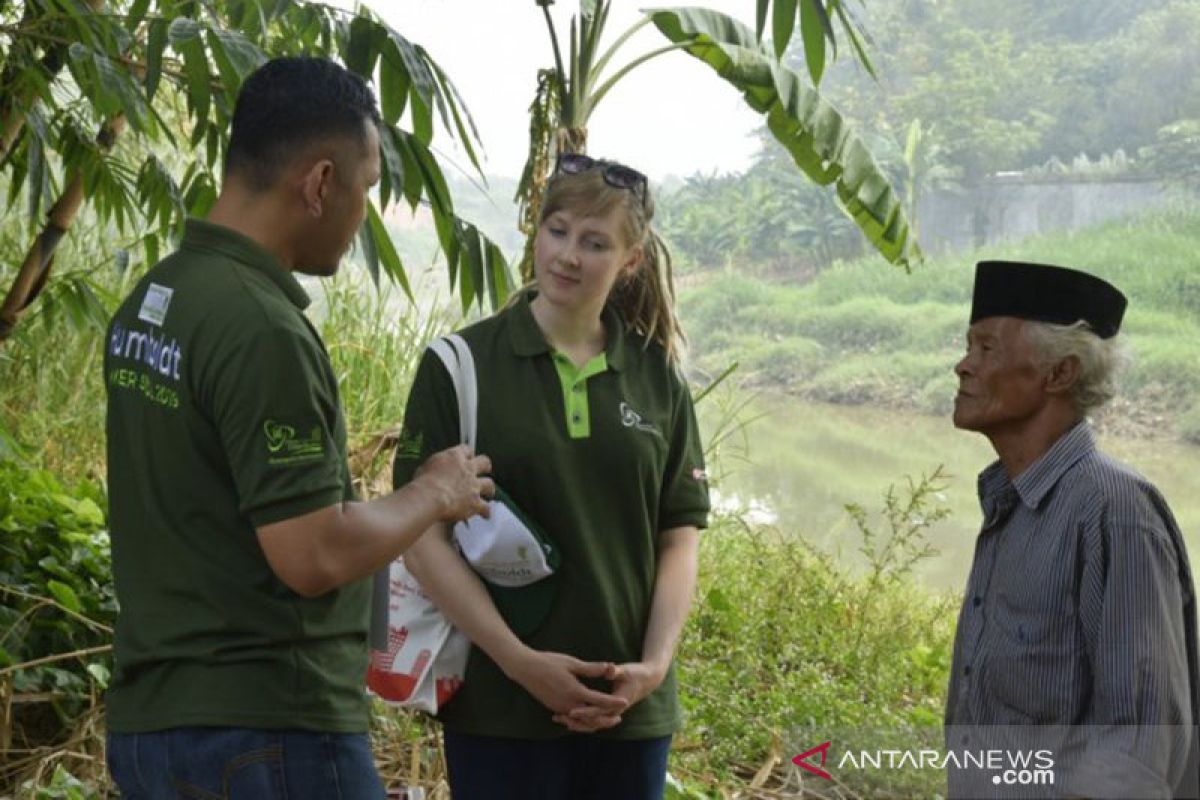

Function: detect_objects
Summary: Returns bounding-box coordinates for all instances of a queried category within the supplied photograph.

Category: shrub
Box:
[0,454,114,790]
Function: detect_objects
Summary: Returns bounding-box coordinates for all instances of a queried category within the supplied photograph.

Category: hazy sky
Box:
[343,1,765,181]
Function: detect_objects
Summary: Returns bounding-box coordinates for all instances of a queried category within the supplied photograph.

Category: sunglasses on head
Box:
[554,153,647,202]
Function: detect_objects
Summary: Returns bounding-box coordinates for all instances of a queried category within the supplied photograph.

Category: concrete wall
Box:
[916,178,1172,254]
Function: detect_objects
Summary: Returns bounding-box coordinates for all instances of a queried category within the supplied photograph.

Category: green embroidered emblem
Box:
[264,420,324,464]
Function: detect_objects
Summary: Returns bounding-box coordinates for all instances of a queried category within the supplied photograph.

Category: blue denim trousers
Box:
[442,730,673,800]
[106,727,385,799]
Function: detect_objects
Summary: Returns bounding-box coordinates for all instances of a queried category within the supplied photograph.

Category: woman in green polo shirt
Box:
[394,154,711,800]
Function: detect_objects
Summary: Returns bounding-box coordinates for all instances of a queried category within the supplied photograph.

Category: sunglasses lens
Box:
[557,153,594,175]
[604,165,643,191]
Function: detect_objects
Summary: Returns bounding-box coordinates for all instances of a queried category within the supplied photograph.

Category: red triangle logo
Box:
[792,740,833,780]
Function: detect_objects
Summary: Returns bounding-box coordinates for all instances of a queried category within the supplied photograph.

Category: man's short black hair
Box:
[226,56,382,190]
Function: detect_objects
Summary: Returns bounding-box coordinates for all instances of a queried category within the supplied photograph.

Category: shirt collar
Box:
[508,289,628,371]
[976,422,1096,521]
[1011,421,1096,509]
[181,219,311,310]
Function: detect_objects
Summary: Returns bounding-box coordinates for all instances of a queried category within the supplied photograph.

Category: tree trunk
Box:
[0,115,126,343]
[518,126,590,281]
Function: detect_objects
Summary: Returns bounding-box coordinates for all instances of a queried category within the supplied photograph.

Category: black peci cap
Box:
[969,261,1127,339]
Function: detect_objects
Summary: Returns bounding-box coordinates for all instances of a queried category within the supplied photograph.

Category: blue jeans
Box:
[106,728,385,799]
[442,730,673,800]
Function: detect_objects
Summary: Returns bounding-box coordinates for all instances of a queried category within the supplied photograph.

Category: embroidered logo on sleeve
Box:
[137,283,174,326]
[264,420,325,465]
[394,429,424,462]
[619,402,664,439]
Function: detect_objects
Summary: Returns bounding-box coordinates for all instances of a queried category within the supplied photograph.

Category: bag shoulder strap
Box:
[426,334,478,451]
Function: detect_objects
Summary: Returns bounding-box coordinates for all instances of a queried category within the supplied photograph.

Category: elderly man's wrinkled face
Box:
[953,316,1049,436]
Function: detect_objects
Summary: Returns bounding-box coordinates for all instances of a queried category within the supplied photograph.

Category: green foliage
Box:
[0,217,117,477]
[680,203,1200,428]
[815,0,1200,179]
[673,475,955,793]
[1140,119,1200,189]
[0,456,113,743]
[0,0,512,338]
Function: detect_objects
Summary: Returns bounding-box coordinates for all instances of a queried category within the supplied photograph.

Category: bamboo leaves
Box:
[0,1,512,341]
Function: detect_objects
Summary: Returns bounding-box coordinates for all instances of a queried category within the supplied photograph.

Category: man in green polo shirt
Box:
[103,57,492,798]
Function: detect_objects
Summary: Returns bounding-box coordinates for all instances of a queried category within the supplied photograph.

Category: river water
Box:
[699,394,1200,592]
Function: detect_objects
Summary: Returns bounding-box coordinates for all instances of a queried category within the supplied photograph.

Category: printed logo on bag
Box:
[619,402,663,439]
[137,283,174,326]
[691,466,709,482]
[263,419,324,464]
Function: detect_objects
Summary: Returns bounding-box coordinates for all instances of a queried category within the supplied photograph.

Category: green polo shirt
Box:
[393,291,710,739]
[103,219,369,733]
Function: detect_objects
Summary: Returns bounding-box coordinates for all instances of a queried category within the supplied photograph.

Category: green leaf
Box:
[145,18,167,101]
[86,662,111,688]
[94,51,150,133]
[379,41,409,126]
[398,129,451,216]
[344,14,378,77]
[385,29,435,112]
[799,0,827,85]
[47,580,81,612]
[73,497,105,527]
[210,28,265,85]
[831,1,876,81]
[171,20,211,142]
[771,0,796,61]
[128,0,152,29]
[143,232,160,269]
[390,128,424,210]
[485,240,512,308]
[648,7,919,269]
[365,202,412,300]
[755,0,769,40]
[356,218,380,285]
[410,93,433,146]
[26,130,46,224]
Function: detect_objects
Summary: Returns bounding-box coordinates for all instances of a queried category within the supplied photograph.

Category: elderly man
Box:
[944,261,1199,798]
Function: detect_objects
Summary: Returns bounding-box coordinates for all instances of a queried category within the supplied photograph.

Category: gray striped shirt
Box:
[945,423,1199,798]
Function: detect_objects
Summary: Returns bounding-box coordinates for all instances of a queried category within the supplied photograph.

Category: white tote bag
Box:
[367,335,555,711]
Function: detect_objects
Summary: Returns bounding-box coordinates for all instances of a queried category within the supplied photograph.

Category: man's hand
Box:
[552,660,666,733]
[504,649,628,718]
[413,444,494,523]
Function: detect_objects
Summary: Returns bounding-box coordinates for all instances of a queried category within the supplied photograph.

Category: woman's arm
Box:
[555,525,700,732]
[404,523,628,718]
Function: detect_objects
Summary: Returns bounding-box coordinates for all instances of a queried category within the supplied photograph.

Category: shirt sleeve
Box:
[1070,490,1197,798]
[392,347,461,491]
[657,376,710,532]
[209,322,346,527]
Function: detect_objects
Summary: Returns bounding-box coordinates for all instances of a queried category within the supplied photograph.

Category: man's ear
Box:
[1045,355,1081,396]
[299,158,335,218]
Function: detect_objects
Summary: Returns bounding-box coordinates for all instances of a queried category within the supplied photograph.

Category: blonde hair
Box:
[1023,320,1127,415]
[532,166,686,366]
